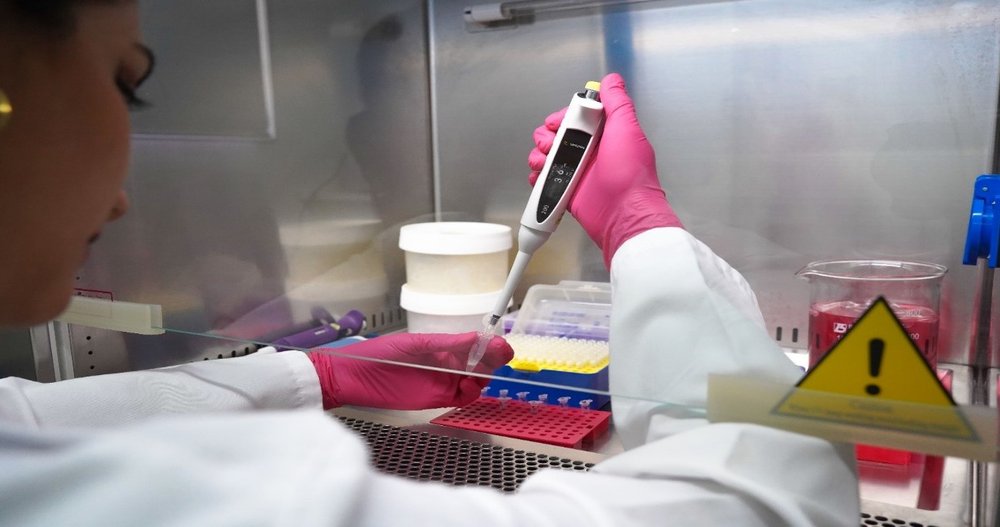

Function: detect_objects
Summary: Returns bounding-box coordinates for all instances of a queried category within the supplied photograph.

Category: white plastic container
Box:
[280,217,383,284]
[398,222,511,294]
[400,285,509,333]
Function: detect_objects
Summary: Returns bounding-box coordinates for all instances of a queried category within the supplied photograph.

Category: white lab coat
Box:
[0,227,858,526]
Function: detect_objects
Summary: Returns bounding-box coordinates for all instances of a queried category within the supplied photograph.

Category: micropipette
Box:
[466,81,605,372]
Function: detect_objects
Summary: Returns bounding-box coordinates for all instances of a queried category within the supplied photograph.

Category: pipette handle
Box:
[519,86,604,234]
[470,82,605,373]
[487,83,605,324]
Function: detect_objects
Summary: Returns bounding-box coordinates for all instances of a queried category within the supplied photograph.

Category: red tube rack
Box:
[431,397,611,449]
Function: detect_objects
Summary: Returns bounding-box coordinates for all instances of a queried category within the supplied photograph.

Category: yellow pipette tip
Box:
[585,81,601,92]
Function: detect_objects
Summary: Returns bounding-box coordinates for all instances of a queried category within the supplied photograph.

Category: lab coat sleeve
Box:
[0,349,321,428]
[574,226,858,524]
[608,226,806,447]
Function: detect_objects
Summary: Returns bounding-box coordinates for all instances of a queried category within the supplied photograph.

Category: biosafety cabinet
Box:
[4,1,1000,525]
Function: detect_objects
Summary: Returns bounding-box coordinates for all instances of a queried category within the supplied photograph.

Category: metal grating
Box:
[337,416,593,493]
[337,418,947,523]
[859,512,941,527]
[368,307,407,334]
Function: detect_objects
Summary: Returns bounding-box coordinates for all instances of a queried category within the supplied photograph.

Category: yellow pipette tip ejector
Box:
[585,81,601,92]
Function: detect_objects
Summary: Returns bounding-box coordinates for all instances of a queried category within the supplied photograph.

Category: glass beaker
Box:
[795,260,947,369]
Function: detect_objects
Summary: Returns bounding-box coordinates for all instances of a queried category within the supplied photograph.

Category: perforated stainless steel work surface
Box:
[337,416,593,493]
[859,512,941,527]
[338,414,963,525]
[859,511,945,527]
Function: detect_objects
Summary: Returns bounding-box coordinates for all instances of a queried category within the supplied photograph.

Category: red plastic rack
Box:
[431,397,611,449]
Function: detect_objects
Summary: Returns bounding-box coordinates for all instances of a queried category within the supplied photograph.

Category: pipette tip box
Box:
[489,281,612,408]
[487,365,610,410]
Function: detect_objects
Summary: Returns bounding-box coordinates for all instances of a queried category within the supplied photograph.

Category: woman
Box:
[0,1,858,525]
[0,0,513,419]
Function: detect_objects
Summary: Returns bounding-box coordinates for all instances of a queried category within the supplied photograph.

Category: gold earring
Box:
[0,89,11,131]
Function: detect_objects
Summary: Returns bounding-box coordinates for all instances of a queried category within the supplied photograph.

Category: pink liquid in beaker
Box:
[808,300,938,369]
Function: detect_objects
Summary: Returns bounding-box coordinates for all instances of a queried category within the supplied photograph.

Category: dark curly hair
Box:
[5,0,76,30]
[2,0,120,34]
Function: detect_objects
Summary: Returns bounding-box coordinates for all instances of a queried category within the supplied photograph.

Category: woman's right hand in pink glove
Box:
[528,73,683,269]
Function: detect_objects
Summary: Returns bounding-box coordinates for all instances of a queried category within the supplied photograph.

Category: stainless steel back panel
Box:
[74,1,433,369]
[132,0,274,138]
[431,0,1000,364]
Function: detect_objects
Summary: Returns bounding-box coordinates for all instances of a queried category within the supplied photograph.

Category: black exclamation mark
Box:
[865,339,884,396]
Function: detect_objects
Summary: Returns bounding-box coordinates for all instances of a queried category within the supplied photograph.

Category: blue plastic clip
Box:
[963,175,1000,268]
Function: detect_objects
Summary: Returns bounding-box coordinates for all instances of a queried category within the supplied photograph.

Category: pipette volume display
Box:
[465,81,605,372]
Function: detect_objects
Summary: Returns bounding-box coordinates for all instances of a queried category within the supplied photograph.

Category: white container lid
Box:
[280,218,383,247]
[400,284,510,316]
[398,222,511,255]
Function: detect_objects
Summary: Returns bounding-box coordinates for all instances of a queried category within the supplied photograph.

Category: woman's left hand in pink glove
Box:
[307,332,514,410]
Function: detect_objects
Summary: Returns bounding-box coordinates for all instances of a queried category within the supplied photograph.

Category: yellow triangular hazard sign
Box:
[773,297,978,441]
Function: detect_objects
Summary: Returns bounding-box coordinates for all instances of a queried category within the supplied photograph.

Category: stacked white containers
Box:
[398,222,512,333]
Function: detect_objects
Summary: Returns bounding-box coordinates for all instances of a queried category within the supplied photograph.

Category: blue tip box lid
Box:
[964,175,1000,268]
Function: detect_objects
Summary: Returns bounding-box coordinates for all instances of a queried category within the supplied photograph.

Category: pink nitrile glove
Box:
[528,73,683,269]
[307,332,514,410]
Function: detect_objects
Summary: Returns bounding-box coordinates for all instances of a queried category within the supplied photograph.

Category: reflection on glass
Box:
[133,0,273,138]
[261,11,435,339]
